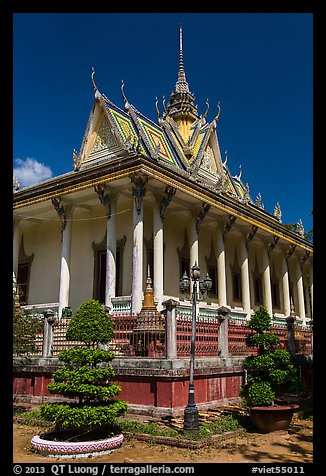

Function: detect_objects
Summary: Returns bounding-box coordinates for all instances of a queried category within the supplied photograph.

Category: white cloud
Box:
[14,157,53,188]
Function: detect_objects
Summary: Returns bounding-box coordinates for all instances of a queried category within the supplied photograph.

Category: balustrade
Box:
[16,301,313,359]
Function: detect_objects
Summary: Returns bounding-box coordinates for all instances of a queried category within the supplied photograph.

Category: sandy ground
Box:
[13,417,313,464]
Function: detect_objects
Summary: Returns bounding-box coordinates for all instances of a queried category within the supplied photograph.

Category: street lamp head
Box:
[199,277,206,293]
[180,271,190,292]
[204,273,212,291]
[191,262,201,281]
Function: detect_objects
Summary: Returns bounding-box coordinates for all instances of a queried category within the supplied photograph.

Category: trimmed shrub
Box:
[40,299,127,433]
[240,305,301,407]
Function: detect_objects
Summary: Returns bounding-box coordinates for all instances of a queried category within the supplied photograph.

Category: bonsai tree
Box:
[240,305,301,407]
[40,299,127,435]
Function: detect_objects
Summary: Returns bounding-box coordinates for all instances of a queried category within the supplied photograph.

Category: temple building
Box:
[13,26,313,414]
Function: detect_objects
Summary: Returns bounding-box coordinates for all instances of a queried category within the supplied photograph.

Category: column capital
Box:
[217,305,230,317]
[162,298,179,311]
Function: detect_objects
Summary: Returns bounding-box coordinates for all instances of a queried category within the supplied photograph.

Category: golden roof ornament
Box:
[13,174,20,192]
[296,219,305,237]
[255,192,264,209]
[274,202,282,222]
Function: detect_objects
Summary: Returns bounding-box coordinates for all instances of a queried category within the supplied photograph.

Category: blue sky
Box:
[13,12,313,232]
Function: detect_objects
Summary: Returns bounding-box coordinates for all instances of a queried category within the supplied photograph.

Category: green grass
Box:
[117,414,242,441]
[14,407,243,441]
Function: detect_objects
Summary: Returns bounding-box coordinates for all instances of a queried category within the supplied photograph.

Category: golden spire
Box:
[166,24,198,123]
[142,266,156,309]
[175,24,189,93]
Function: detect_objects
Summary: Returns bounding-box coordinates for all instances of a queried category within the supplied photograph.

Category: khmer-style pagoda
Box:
[13,26,313,414]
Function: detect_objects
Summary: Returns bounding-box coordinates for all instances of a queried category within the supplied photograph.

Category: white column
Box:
[303,268,311,319]
[13,218,22,280]
[309,264,313,318]
[105,194,117,310]
[153,197,164,310]
[281,252,291,317]
[239,237,251,318]
[295,257,306,322]
[58,207,73,319]
[262,245,273,316]
[189,214,199,293]
[131,186,144,314]
[216,223,227,306]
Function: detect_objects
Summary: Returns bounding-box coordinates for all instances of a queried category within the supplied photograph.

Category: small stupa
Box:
[132,267,165,356]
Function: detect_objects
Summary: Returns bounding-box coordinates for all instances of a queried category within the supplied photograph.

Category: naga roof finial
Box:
[214,101,221,122]
[223,149,228,167]
[155,97,163,125]
[91,66,97,92]
[121,79,130,111]
[202,98,210,120]
[234,164,242,180]
[162,96,168,116]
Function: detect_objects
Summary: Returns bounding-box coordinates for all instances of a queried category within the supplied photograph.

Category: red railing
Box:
[52,318,82,356]
[18,311,313,359]
[111,312,165,357]
[228,319,253,356]
[294,326,313,355]
[176,315,219,357]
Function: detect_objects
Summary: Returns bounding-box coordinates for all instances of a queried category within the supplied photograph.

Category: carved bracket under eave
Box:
[223,215,236,242]
[300,250,310,269]
[160,185,176,221]
[245,225,258,250]
[196,203,211,234]
[94,183,111,220]
[51,197,66,240]
[286,243,297,262]
[267,235,280,256]
[131,174,147,215]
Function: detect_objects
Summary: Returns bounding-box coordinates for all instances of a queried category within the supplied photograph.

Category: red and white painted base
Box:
[31,433,124,458]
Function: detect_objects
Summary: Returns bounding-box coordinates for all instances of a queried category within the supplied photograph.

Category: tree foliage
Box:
[66,299,114,346]
[13,287,43,355]
[40,299,127,433]
[240,305,301,407]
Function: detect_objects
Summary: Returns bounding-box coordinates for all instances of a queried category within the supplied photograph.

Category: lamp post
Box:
[179,262,212,432]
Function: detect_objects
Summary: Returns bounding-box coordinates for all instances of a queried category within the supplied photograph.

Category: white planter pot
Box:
[31,432,124,457]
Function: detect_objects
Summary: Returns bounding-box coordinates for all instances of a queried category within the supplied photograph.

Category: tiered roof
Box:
[74,26,255,207]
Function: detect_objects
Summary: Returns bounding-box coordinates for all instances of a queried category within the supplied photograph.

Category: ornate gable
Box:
[89,113,119,156]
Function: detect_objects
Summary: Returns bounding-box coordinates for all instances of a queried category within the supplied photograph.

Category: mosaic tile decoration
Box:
[109,107,137,142]
[138,117,180,166]
[192,129,209,160]
[224,169,241,196]
[233,178,246,198]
